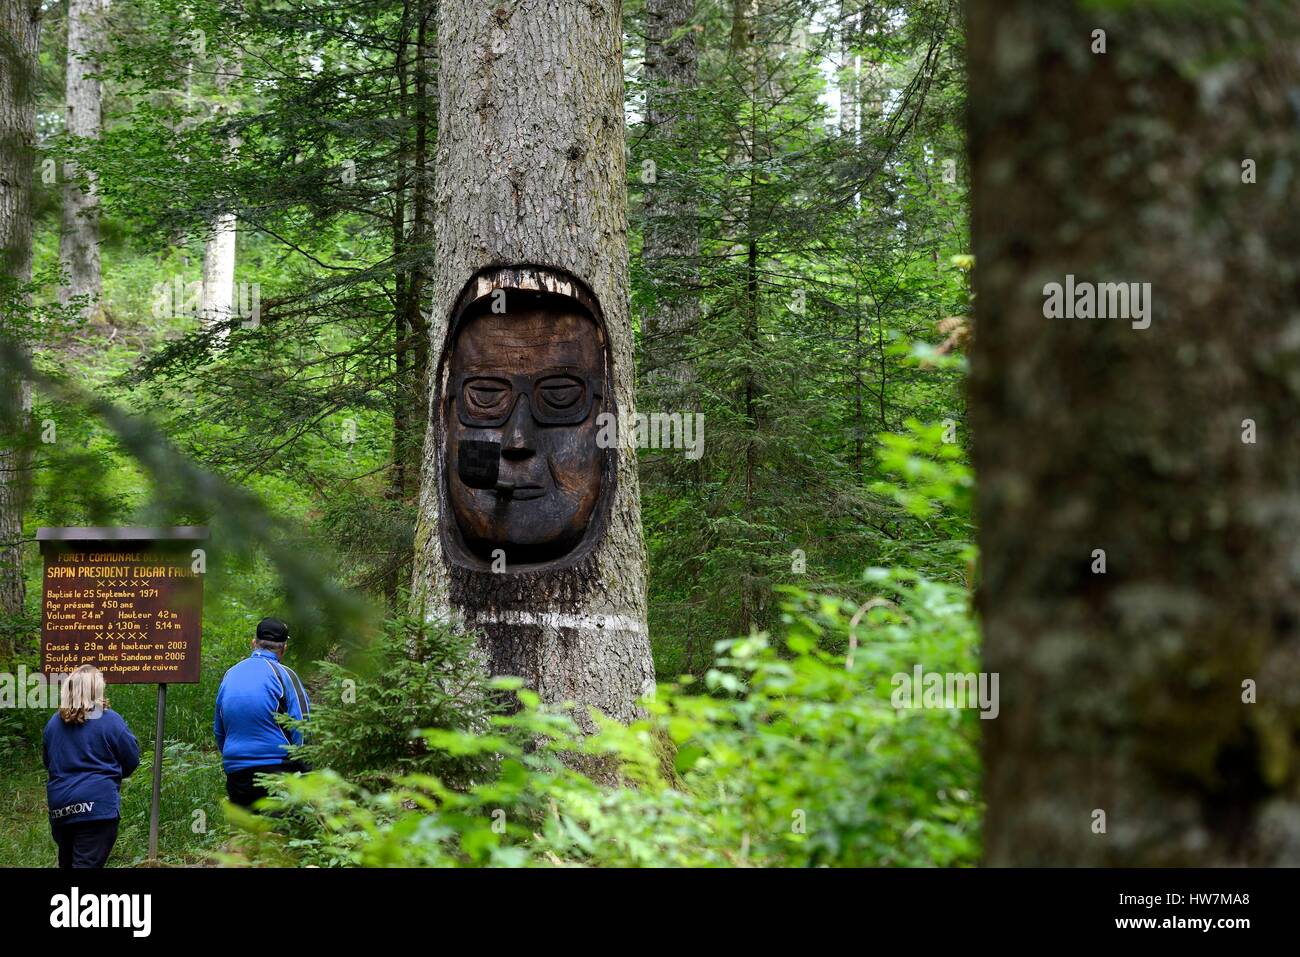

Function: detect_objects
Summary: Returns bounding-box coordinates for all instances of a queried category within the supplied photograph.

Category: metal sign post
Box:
[148,682,167,861]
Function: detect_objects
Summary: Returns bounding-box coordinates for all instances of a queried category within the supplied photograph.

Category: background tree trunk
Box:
[59,0,102,319]
[200,212,236,329]
[412,0,654,728]
[0,0,40,630]
[200,55,241,332]
[969,0,1300,865]
[836,0,858,141]
[641,0,698,398]
[384,0,434,607]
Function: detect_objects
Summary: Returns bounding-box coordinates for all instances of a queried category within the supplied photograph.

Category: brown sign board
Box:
[39,527,208,684]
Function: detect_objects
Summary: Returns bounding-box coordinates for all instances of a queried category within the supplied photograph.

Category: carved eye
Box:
[536,376,584,412]
[465,379,510,412]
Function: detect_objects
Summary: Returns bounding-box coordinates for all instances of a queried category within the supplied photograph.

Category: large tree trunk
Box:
[59,0,102,319]
[0,0,40,627]
[640,0,698,397]
[411,0,654,728]
[969,0,1300,865]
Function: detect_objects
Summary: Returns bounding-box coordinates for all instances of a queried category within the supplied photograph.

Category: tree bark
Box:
[836,0,858,140]
[0,0,40,624]
[727,0,765,634]
[969,0,1300,865]
[384,0,434,607]
[200,56,241,332]
[641,0,698,398]
[411,0,653,728]
[59,0,102,320]
[200,208,236,330]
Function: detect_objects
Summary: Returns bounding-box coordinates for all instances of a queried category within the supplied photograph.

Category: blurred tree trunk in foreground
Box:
[969,0,1300,864]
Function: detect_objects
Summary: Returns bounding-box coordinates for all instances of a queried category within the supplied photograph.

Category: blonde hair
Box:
[59,664,107,725]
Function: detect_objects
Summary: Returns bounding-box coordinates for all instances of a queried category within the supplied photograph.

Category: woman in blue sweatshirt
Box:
[43,664,140,868]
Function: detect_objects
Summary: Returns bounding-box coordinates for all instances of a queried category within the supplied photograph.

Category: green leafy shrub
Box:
[289,609,498,791]
[229,569,981,867]
[118,740,228,865]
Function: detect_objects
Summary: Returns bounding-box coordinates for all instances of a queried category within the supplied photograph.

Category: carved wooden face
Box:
[444,300,606,566]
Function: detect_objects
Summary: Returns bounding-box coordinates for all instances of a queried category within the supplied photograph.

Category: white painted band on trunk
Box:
[471,610,646,635]
[426,607,645,636]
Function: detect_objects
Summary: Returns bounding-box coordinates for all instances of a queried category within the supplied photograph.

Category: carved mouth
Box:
[509,484,546,501]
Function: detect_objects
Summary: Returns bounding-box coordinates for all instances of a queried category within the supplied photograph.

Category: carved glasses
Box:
[452,368,603,428]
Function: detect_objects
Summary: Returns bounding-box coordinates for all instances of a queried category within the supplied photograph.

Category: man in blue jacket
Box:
[214,617,311,809]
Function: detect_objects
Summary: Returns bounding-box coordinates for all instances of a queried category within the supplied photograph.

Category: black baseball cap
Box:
[256,617,290,643]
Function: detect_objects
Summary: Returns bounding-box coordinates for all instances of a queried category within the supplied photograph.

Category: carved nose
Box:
[500,395,536,460]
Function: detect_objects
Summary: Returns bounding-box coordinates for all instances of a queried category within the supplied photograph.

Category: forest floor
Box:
[1,760,55,868]
[0,743,234,867]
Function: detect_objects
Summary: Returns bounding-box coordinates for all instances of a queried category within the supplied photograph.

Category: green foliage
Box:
[871,417,974,575]
[0,0,979,870]
[230,570,980,868]
[629,0,969,671]
[118,741,229,865]
[291,610,498,791]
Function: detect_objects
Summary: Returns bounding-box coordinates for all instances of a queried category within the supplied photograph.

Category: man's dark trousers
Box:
[225,764,297,810]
